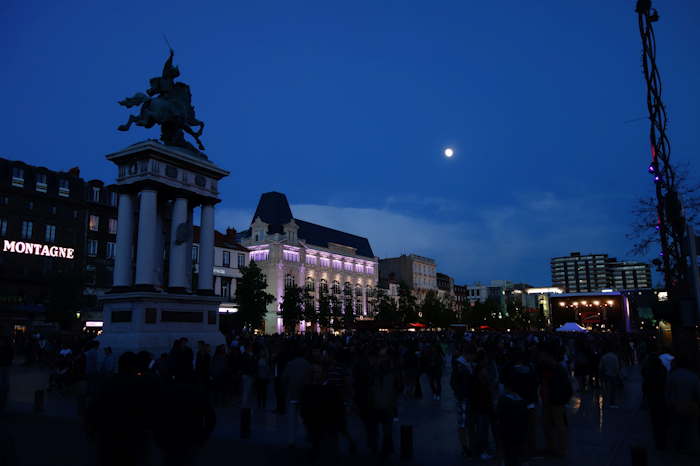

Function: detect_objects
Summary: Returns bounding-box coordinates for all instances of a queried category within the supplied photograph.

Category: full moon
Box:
[444,148,454,158]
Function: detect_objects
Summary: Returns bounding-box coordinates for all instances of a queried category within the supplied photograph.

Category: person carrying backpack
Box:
[538,342,572,459]
[450,343,476,458]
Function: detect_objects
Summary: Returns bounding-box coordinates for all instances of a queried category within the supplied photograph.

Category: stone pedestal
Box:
[98,292,225,356]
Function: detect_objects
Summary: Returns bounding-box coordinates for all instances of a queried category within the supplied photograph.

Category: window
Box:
[35,173,47,192]
[0,196,7,205]
[11,167,24,187]
[192,245,199,263]
[344,282,352,296]
[249,250,268,262]
[288,231,296,242]
[221,278,232,298]
[0,218,6,236]
[21,221,32,239]
[306,255,317,266]
[283,250,300,262]
[106,242,116,258]
[320,279,328,294]
[332,280,340,294]
[45,225,56,242]
[222,251,231,267]
[108,218,117,234]
[355,263,364,273]
[366,265,374,275]
[73,210,79,219]
[26,200,33,210]
[87,239,98,257]
[109,191,118,206]
[285,274,295,288]
[320,257,330,268]
[332,260,342,270]
[91,186,101,202]
[237,253,245,268]
[305,276,315,291]
[89,215,99,232]
[49,205,57,215]
[344,262,353,272]
[58,179,70,197]
[355,284,362,297]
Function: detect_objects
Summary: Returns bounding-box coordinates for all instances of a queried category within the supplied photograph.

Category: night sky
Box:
[2,1,699,286]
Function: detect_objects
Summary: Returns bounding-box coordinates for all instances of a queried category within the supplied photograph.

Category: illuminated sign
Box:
[3,240,75,259]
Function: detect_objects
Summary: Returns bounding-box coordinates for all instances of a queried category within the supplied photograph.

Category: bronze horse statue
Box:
[118,50,206,154]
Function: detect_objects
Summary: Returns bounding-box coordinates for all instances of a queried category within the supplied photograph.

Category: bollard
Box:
[34,389,45,413]
[630,446,648,466]
[240,407,252,439]
[400,424,413,460]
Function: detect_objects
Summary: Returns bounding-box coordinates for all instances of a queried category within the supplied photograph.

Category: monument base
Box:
[98,291,225,357]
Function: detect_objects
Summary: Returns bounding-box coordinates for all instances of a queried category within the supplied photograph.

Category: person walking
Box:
[666,355,700,454]
[641,351,668,450]
[599,345,621,408]
[450,344,476,458]
[0,336,13,412]
[282,348,312,447]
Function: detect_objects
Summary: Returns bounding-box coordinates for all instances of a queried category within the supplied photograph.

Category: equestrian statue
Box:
[118,49,207,156]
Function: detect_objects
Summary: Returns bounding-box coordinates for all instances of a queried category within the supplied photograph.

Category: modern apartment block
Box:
[551,252,652,292]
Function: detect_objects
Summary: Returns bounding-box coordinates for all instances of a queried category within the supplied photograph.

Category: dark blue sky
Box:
[2,1,699,285]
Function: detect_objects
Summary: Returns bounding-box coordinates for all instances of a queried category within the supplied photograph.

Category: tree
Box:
[46,269,84,329]
[330,295,343,330]
[420,290,452,328]
[374,292,399,324]
[280,285,304,334]
[302,291,317,332]
[397,282,419,324]
[317,291,331,332]
[235,260,275,331]
[463,299,498,329]
[628,166,700,257]
[342,296,355,330]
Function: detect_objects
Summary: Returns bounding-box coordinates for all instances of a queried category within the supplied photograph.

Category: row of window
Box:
[0,220,58,242]
[87,239,116,258]
[88,215,118,234]
[10,167,118,203]
[287,275,375,297]
[304,254,374,274]
[191,245,246,268]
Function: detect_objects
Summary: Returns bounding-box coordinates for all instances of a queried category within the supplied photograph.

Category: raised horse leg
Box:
[183,124,206,151]
[118,115,138,132]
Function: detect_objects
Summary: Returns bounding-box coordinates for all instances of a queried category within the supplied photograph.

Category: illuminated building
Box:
[0,157,118,329]
[551,252,652,293]
[239,192,378,334]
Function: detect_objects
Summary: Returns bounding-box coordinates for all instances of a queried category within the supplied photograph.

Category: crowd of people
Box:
[1,329,699,465]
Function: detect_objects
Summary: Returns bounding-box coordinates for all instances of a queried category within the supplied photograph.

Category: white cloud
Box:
[216,193,632,285]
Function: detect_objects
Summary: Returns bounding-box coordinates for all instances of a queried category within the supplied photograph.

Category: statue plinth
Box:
[98,141,230,356]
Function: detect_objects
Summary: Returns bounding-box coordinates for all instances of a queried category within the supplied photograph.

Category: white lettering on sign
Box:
[3,240,75,259]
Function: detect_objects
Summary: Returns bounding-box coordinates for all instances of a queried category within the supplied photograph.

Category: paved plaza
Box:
[1,361,696,466]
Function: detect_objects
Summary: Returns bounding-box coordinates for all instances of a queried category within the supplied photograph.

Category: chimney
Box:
[225,227,237,242]
[68,167,80,177]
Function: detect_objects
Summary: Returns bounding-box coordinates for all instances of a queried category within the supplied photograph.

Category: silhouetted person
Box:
[195,342,211,387]
[300,364,345,463]
[154,380,216,466]
[86,352,160,466]
[498,370,529,466]
[642,352,668,450]
[666,355,700,454]
[0,336,13,412]
[171,338,194,383]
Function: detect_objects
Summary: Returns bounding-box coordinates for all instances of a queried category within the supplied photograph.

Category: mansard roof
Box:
[248,191,375,259]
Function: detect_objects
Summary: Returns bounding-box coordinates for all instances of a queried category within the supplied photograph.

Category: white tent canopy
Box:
[556,322,588,332]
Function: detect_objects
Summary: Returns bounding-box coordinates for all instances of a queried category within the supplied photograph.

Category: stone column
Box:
[197,203,215,292]
[135,189,158,287]
[168,197,189,290]
[113,192,134,287]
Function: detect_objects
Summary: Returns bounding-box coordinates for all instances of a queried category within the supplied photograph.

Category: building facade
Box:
[240,192,379,334]
[551,252,652,292]
[1,158,93,329]
[608,260,652,290]
[379,254,437,301]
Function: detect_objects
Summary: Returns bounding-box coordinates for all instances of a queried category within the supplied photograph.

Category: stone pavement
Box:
[1,363,697,466]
